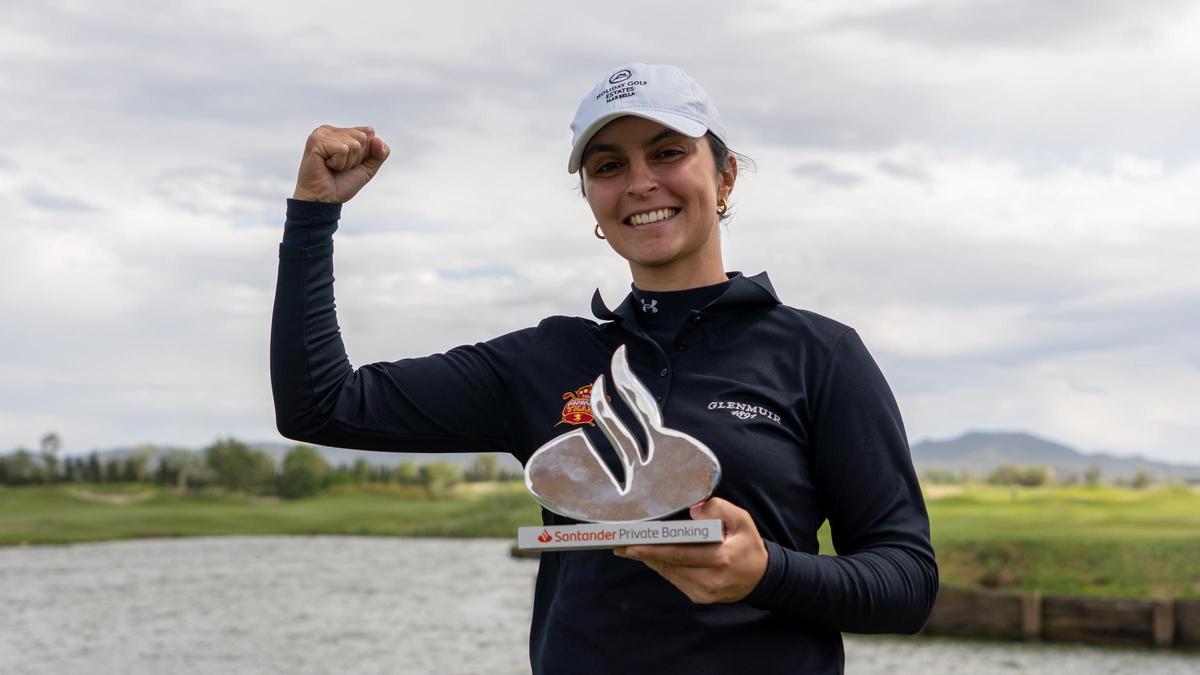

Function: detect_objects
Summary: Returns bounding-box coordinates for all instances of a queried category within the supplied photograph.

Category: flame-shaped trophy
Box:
[516,345,724,551]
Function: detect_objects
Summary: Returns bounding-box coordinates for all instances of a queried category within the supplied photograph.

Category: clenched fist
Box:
[292,125,390,204]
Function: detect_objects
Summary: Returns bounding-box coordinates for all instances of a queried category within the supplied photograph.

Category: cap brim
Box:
[568,110,708,174]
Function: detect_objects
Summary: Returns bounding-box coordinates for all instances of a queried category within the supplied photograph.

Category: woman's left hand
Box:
[614,497,768,604]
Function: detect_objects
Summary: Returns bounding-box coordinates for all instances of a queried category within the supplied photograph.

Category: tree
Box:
[464,454,500,482]
[103,458,122,483]
[352,457,371,484]
[1131,470,1154,490]
[85,452,102,483]
[396,461,419,485]
[125,444,156,483]
[1018,465,1051,487]
[40,432,61,484]
[986,464,1050,487]
[62,456,81,482]
[1084,465,1102,487]
[986,465,1020,486]
[919,468,961,485]
[419,461,462,499]
[2,449,39,485]
[497,466,524,482]
[278,445,330,499]
[156,449,211,491]
[204,438,275,493]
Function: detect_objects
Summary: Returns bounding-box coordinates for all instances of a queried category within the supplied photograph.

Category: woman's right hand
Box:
[292,125,390,204]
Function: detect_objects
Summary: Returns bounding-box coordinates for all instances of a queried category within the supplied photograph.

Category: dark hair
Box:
[579,131,753,223]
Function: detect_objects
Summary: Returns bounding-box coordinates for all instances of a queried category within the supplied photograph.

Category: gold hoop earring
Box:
[716,200,728,216]
[594,223,606,240]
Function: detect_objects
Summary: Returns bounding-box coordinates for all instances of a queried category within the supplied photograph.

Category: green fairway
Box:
[0,482,541,545]
[2,482,1197,598]
[924,484,1200,598]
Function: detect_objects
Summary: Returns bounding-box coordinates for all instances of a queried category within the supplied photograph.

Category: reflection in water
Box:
[1,537,1197,675]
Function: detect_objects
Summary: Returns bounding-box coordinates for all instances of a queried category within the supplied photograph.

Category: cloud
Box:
[876,158,931,183]
[437,264,521,281]
[1,0,1197,466]
[22,184,98,212]
[709,2,1200,164]
[828,0,1194,49]
[790,162,865,187]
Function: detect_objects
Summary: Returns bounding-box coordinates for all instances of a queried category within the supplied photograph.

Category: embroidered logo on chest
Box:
[556,384,596,427]
[707,400,782,424]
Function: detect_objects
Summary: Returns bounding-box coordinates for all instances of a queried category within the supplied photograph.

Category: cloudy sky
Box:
[2,0,1198,464]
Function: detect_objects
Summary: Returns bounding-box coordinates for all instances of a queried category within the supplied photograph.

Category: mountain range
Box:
[909,431,1200,482]
[14,430,1199,483]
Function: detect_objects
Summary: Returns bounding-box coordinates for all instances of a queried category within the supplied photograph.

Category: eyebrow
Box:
[581,129,686,165]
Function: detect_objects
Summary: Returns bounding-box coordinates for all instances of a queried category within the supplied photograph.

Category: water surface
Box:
[1,537,1196,674]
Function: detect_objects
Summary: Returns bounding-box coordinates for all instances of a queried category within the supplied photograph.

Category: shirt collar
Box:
[590,271,781,323]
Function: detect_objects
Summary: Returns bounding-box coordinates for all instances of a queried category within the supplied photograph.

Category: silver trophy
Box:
[517,345,723,551]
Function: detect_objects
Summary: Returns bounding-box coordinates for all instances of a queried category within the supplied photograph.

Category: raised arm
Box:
[271,125,533,454]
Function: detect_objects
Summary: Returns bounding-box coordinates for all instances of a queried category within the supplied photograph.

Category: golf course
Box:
[2,481,1197,599]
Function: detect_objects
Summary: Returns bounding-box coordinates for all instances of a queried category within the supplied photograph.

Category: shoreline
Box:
[3,482,1198,601]
[3,534,1198,652]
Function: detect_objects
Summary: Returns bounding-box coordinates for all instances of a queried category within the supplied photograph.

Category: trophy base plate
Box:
[517,519,723,551]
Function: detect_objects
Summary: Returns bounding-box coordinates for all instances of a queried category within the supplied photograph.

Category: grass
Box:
[0,482,541,546]
[918,484,1200,599]
[2,481,1198,599]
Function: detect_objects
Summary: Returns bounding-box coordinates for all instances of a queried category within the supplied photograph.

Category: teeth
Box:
[629,208,678,225]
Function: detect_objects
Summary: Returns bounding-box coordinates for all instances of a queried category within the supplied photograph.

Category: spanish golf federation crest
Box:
[518,345,723,551]
[556,384,595,426]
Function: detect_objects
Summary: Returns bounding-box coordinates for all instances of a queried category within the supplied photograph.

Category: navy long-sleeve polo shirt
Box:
[271,199,938,674]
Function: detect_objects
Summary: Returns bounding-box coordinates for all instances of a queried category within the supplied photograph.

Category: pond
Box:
[1,537,1196,674]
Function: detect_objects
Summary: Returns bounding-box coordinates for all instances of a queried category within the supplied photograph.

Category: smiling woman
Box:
[271,62,937,675]
[580,117,732,290]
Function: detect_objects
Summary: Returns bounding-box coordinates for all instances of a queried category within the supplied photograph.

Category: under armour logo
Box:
[641,299,658,314]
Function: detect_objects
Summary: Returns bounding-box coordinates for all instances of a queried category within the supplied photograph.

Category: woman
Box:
[272,63,937,674]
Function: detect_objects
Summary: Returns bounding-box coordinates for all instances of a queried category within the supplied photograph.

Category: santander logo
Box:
[537,530,552,543]
[524,345,721,522]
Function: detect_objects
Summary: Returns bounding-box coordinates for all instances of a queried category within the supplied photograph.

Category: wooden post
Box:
[1153,600,1175,647]
[1021,590,1042,641]
[1178,598,1200,647]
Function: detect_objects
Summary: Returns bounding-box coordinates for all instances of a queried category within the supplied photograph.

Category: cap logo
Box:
[608,69,632,84]
[569,63,727,174]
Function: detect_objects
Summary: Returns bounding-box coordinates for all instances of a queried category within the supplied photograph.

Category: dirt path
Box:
[64,488,157,505]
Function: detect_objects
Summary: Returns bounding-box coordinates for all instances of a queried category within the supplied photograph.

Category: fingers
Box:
[690,497,747,535]
[614,498,768,605]
[360,135,391,175]
[294,124,387,203]
[311,125,379,172]
[348,126,376,167]
[614,497,751,566]
[635,556,729,605]
[616,542,723,568]
[323,136,365,171]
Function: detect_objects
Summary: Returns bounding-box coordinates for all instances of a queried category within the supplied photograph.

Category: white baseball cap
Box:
[568,63,728,174]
